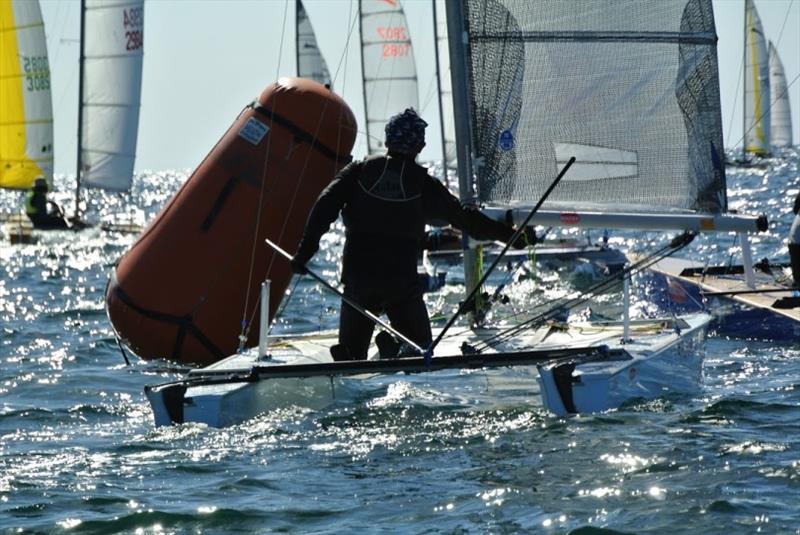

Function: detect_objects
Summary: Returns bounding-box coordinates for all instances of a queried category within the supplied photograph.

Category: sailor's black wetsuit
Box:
[24,191,68,230]
[294,152,516,360]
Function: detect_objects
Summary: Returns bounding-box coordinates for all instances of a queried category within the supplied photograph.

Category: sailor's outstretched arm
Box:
[293,160,361,267]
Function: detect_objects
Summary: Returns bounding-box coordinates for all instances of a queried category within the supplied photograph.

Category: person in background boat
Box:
[290,108,536,361]
[24,177,69,230]
[789,192,800,286]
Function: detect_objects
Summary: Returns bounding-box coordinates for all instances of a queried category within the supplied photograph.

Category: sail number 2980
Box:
[123,7,143,51]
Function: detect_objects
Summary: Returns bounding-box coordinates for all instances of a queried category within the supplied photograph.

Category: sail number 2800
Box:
[23,56,50,92]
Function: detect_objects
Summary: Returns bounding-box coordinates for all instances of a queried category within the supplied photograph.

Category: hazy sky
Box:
[38,0,800,175]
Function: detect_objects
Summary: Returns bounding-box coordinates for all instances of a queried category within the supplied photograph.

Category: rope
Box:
[238,0,291,351]
[734,71,800,152]
[260,0,358,330]
[469,232,696,353]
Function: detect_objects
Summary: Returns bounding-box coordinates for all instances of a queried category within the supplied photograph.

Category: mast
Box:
[358,0,368,153]
[444,0,481,311]
[742,0,746,154]
[74,0,86,219]
[432,0,448,186]
[295,0,300,78]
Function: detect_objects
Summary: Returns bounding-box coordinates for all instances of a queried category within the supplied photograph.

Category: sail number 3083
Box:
[123,7,143,51]
[23,56,50,92]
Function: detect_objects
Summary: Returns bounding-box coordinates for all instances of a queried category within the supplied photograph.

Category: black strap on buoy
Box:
[250,102,352,165]
[108,271,226,361]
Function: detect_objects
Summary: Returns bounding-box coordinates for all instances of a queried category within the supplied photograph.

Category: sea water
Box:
[1,152,799,534]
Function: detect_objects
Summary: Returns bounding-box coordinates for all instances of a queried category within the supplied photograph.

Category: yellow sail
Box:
[0,0,53,190]
[743,0,770,156]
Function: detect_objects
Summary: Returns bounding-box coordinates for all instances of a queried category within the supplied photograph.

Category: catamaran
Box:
[139,0,753,428]
[2,0,145,239]
[72,0,144,230]
[642,3,793,338]
[0,0,54,242]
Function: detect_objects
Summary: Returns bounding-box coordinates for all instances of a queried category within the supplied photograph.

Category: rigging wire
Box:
[469,233,696,353]
[725,58,744,148]
[262,0,359,328]
[241,1,363,345]
[774,0,795,48]
[238,0,291,350]
[733,72,800,152]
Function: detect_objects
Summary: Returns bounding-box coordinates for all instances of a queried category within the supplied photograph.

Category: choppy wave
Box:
[2,155,800,532]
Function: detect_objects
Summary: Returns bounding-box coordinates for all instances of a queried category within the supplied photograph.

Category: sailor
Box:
[24,177,69,230]
[291,108,534,360]
[789,192,800,286]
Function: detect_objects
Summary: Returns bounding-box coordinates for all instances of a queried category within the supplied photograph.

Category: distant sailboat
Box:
[73,0,144,220]
[359,0,417,154]
[296,0,330,86]
[742,0,770,157]
[432,0,455,178]
[768,40,793,149]
[0,0,53,191]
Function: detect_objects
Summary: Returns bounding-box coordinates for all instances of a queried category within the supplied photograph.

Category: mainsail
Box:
[743,0,770,156]
[768,41,793,149]
[458,0,726,215]
[296,0,330,86]
[0,0,53,189]
[359,0,417,154]
[78,0,144,192]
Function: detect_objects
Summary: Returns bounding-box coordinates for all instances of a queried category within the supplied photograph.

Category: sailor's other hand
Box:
[510,226,538,249]
[290,256,308,275]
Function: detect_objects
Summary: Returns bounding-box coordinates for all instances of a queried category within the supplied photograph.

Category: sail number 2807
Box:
[123,7,143,51]
[376,26,410,58]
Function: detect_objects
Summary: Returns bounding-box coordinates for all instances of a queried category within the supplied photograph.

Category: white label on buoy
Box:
[239,117,269,145]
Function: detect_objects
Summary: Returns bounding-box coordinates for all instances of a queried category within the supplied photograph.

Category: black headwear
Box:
[33,177,49,192]
[384,108,427,155]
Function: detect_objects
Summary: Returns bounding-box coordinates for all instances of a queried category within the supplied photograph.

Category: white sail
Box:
[80,0,144,191]
[433,0,456,170]
[0,0,53,189]
[768,41,793,148]
[359,0,418,154]
[743,0,770,156]
[296,0,330,86]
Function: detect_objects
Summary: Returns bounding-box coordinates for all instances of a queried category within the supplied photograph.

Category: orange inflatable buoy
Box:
[106,77,357,365]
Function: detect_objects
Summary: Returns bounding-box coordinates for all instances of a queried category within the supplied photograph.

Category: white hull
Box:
[538,316,707,416]
[146,314,710,427]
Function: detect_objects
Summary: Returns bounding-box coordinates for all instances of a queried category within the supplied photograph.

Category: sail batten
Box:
[470,30,716,44]
[79,0,144,192]
[0,0,53,190]
[461,0,727,215]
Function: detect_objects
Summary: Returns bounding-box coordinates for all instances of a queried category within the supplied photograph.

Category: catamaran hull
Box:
[538,320,707,416]
[146,376,346,428]
[145,315,711,427]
